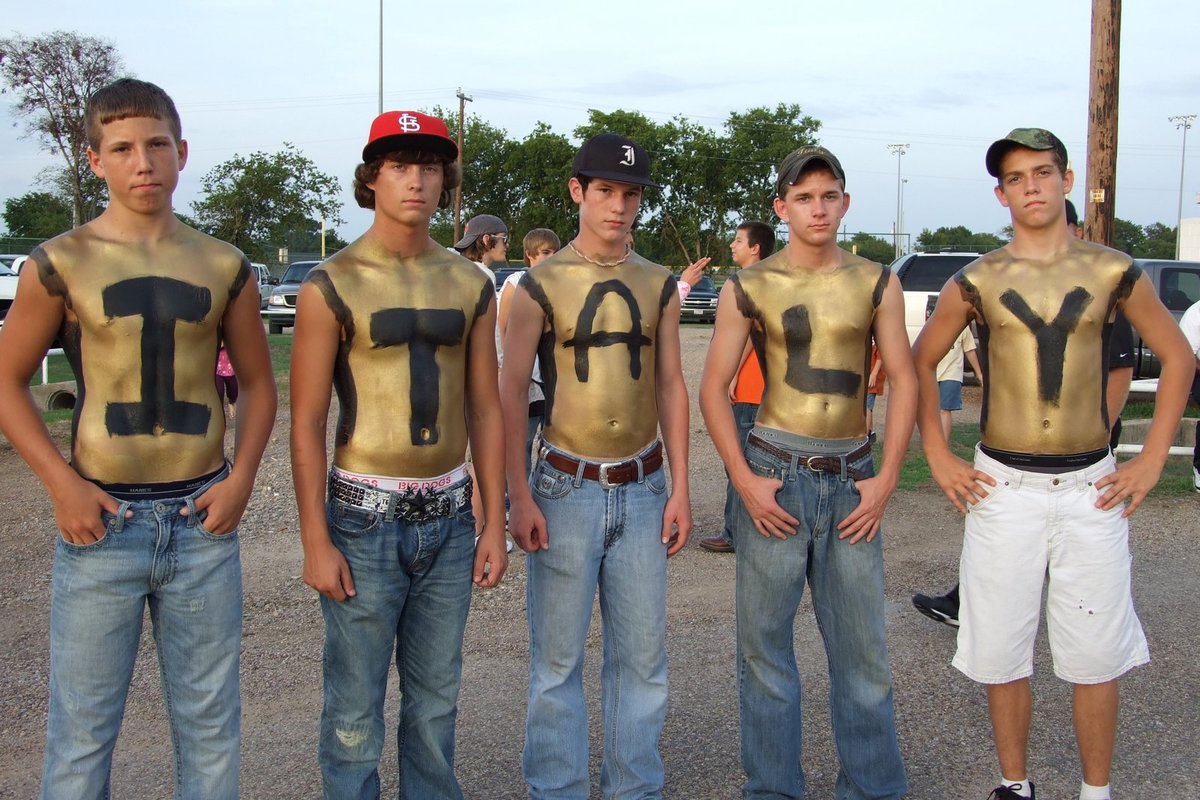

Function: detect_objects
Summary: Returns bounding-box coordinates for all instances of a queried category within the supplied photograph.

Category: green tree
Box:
[916,226,1004,253]
[0,31,126,227]
[1112,217,1145,255]
[190,143,344,262]
[722,104,821,227]
[839,233,895,264]
[3,191,72,238]
[1138,222,1176,259]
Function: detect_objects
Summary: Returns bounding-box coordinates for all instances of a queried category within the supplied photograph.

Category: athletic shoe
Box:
[912,585,960,628]
[1192,465,1200,492]
[987,782,1034,799]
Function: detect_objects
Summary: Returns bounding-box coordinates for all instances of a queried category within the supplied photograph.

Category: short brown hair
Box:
[522,228,560,264]
[353,151,461,210]
[85,78,182,150]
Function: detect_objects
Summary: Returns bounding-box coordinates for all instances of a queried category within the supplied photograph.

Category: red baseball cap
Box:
[362,111,458,162]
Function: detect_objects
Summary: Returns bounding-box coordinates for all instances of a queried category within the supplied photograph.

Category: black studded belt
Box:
[329,473,472,523]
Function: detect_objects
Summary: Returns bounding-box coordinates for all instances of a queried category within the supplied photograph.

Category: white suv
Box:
[888,252,983,344]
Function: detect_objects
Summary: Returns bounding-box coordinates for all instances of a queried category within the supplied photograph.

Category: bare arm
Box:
[189,275,278,533]
[1094,273,1195,514]
[963,345,983,388]
[699,281,798,539]
[837,273,916,542]
[654,288,692,555]
[465,293,508,587]
[498,285,548,551]
[913,281,996,512]
[0,255,121,543]
[289,280,353,600]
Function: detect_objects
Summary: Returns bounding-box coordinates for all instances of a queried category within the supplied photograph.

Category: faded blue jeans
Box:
[523,440,670,800]
[720,401,760,544]
[734,431,906,800]
[42,466,242,800]
[318,477,476,800]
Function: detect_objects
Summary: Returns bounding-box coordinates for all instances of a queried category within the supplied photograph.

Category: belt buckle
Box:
[597,461,622,490]
[797,455,818,472]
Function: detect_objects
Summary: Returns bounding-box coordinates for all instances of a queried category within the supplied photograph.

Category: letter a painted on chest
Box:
[562,280,652,382]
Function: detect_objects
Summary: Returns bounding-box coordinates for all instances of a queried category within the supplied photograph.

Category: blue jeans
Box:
[734,435,906,800]
[721,402,760,543]
[42,466,242,800]
[318,479,476,800]
[524,441,670,799]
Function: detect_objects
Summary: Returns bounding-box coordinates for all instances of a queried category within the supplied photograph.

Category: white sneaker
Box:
[1193,466,1200,492]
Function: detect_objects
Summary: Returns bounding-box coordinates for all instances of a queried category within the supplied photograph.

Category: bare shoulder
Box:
[174,224,249,271]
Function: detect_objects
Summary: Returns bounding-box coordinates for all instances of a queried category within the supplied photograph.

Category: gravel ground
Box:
[1,325,1197,798]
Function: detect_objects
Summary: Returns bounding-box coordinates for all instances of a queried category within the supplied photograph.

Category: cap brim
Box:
[575,169,662,190]
[452,233,479,250]
[985,140,1019,177]
[363,133,458,162]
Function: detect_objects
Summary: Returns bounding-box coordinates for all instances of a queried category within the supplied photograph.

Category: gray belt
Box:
[328,473,472,523]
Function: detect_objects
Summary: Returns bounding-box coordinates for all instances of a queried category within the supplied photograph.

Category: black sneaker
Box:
[987,782,1034,799]
[912,584,960,628]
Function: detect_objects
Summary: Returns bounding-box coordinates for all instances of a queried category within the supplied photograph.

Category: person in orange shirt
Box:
[699,221,776,553]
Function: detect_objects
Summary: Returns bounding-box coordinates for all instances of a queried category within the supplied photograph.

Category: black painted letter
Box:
[562,280,652,382]
[370,307,466,445]
[782,305,861,396]
[103,277,212,436]
[1000,287,1092,404]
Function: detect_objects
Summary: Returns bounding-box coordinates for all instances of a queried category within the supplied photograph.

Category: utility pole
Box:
[377,0,383,114]
[454,88,472,244]
[887,144,909,259]
[1170,114,1196,260]
[1084,0,1120,246]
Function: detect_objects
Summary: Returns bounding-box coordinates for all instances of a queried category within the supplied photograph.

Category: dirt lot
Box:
[1,326,1197,798]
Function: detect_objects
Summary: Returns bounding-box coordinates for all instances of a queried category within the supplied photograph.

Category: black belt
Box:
[746,433,872,481]
[328,473,472,523]
[541,441,663,489]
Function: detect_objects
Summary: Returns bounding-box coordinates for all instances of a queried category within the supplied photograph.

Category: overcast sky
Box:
[2,0,1198,258]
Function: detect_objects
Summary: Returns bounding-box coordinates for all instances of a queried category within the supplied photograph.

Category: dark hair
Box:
[737,221,776,258]
[1064,199,1079,227]
[460,233,505,263]
[85,78,181,150]
[353,150,461,210]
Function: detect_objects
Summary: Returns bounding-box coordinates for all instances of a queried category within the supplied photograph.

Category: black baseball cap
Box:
[572,133,661,189]
[985,128,1068,178]
[775,146,846,198]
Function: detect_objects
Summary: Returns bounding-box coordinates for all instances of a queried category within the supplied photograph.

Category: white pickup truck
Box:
[0,259,21,327]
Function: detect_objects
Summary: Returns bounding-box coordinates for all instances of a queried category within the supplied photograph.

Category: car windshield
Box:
[0,265,15,277]
[897,255,976,292]
[688,275,716,293]
[281,263,318,283]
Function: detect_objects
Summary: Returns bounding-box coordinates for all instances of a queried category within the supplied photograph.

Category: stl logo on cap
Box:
[619,145,636,166]
[397,113,422,133]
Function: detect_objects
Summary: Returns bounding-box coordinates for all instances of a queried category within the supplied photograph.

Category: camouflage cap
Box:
[985,128,1068,178]
[775,145,846,198]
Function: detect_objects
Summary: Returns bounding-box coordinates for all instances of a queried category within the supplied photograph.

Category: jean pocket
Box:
[328,499,382,537]
[965,473,1009,513]
[531,462,574,500]
[197,515,240,541]
[746,456,778,479]
[644,467,668,495]
[58,514,114,550]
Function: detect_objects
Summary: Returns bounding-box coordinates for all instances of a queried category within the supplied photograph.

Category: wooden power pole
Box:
[453,88,472,244]
[1084,0,1121,246]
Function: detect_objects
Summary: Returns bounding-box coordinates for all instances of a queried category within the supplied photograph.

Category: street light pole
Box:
[454,88,473,244]
[378,0,383,114]
[887,144,909,259]
[1170,114,1196,260]
[900,178,908,256]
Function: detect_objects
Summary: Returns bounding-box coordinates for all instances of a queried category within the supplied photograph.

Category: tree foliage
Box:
[2,191,72,239]
[189,143,344,262]
[0,31,126,227]
[839,232,895,264]
[915,225,1006,253]
[434,104,820,266]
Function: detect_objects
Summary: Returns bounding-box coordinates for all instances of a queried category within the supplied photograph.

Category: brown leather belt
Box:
[542,441,664,489]
[746,432,873,481]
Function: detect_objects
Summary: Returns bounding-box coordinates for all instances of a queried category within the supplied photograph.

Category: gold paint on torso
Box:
[315,240,490,478]
[36,225,249,483]
[955,239,1139,454]
[523,248,672,460]
[734,251,884,440]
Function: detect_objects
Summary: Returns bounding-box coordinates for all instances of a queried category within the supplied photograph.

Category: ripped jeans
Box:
[317,480,476,800]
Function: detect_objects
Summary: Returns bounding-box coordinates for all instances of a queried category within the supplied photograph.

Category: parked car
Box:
[493,266,526,298]
[249,262,274,309]
[0,264,19,327]
[888,251,983,344]
[262,260,322,334]
[679,275,719,323]
[1130,258,1200,378]
[0,255,24,271]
